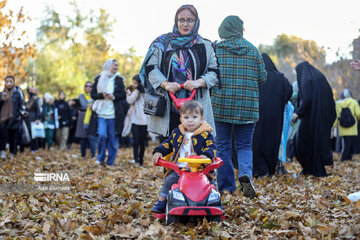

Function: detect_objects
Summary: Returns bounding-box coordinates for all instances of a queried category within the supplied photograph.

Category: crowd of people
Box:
[0,71,149,167]
[1,4,359,213]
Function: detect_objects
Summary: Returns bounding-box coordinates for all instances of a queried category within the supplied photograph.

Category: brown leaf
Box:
[42,221,52,234]
[343,195,352,204]
[83,225,106,235]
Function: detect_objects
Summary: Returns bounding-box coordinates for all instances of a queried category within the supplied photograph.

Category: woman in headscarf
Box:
[252,53,293,177]
[124,74,149,166]
[333,89,360,161]
[139,4,219,138]
[54,90,72,150]
[292,61,336,177]
[25,87,42,153]
[91,59,126,167]
[42,93,56,149]
[0,75,25,159]
[75,81,96,159]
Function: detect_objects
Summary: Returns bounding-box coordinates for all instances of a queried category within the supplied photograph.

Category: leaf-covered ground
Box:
[0,143,359,239]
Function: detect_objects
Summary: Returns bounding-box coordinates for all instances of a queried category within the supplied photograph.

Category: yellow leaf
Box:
[356,200,360,209]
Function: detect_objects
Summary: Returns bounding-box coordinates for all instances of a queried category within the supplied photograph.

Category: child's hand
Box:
[153,152,163,165]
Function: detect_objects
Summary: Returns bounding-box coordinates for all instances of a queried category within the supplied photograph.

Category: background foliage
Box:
[0,0,35,88]
[35,1,142,97]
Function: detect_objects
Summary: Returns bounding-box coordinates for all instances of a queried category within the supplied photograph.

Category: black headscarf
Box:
[252,53,293,177]
[295,61,336,176]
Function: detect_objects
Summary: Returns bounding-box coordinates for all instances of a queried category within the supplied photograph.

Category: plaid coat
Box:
[211,37,267,124]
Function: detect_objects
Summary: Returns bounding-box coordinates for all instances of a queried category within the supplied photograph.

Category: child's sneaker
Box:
[151,200,166,213]
[239,175,256,198]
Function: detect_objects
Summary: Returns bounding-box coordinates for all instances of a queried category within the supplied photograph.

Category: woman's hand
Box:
[291,113,298,124]
[152,152,163,165]
[164,82,181,93]
[184,78,206,92]
[1,92,8,101]
[350,59,360,71]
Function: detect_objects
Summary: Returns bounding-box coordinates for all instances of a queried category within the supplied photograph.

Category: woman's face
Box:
[85,83,92,93]
[177,9,196,36]
[110,61,119,74]
[5,77,14,89]
[132,79,139,89]
[59,92,65,100]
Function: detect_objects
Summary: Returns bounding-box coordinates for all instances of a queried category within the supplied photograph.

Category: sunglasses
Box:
[85,85,92,88]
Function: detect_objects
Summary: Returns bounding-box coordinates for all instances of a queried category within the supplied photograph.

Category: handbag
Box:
[144,92,166,116]
[20,119,31,145]
[143,34,170,117]
[30,122,45,139]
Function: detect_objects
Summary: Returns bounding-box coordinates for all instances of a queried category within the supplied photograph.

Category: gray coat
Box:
[147,38,218,137]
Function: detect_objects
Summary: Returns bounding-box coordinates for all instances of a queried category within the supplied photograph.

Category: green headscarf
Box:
[218,15,243,39]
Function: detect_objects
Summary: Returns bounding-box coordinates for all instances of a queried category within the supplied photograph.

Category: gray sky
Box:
[6,0,360,63]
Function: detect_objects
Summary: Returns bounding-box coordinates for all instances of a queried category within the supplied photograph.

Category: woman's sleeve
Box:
[35,98,42,120]
[147,47,168,89]
[78,94,88,110]
[91,77,104,100]
[126,90,139,105]
[295,82,312,118]
[200,42,219,89]
[257,52,267,85]
[113,78,126,102]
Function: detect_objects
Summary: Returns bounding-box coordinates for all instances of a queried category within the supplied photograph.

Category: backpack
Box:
[339,107,355,127]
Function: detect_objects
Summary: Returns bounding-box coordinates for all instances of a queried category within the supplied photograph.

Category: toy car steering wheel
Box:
[168,83,196,110]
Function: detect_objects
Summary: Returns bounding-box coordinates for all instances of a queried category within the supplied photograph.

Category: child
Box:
[151,100,216,213]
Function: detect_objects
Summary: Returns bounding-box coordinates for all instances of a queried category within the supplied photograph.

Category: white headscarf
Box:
[343,89,352,99]
[44,93,54,103]
[97,59,116,93]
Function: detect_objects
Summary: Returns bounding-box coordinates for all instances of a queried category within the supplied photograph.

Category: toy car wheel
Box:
[165,200,179,225]
[207,215,221,222]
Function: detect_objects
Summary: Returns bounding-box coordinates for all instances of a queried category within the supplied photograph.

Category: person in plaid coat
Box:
[211,15,267,198]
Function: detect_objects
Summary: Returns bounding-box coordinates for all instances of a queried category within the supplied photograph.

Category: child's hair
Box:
[180,100,204,116]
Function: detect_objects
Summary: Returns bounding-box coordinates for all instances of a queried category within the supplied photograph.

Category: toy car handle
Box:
[168,84,197,109]
[202,157,223,176]
[156,157,223,176]
[156,158,183,175]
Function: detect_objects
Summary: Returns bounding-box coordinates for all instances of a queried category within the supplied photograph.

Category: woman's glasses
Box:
[177,18,195,24]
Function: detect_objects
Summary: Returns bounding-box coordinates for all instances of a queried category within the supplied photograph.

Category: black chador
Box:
[252,53,293,177]
[295,61,336,177]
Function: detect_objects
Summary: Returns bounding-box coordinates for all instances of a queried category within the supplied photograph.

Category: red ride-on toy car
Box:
[154,156,225,225]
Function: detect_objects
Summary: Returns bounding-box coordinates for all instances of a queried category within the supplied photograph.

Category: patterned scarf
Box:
[140,5,200,91]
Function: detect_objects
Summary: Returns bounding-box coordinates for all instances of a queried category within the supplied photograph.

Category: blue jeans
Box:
[97,118,119,165]
[215,121,255,193]
[80,135,97,158]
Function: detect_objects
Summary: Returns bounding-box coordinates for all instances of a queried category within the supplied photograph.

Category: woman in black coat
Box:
[0,76,25,158]
[54,90,72,150]
[292,61,336,177]
[25,87,42,152]
[91,59,126,166]
[252,53,293,177]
